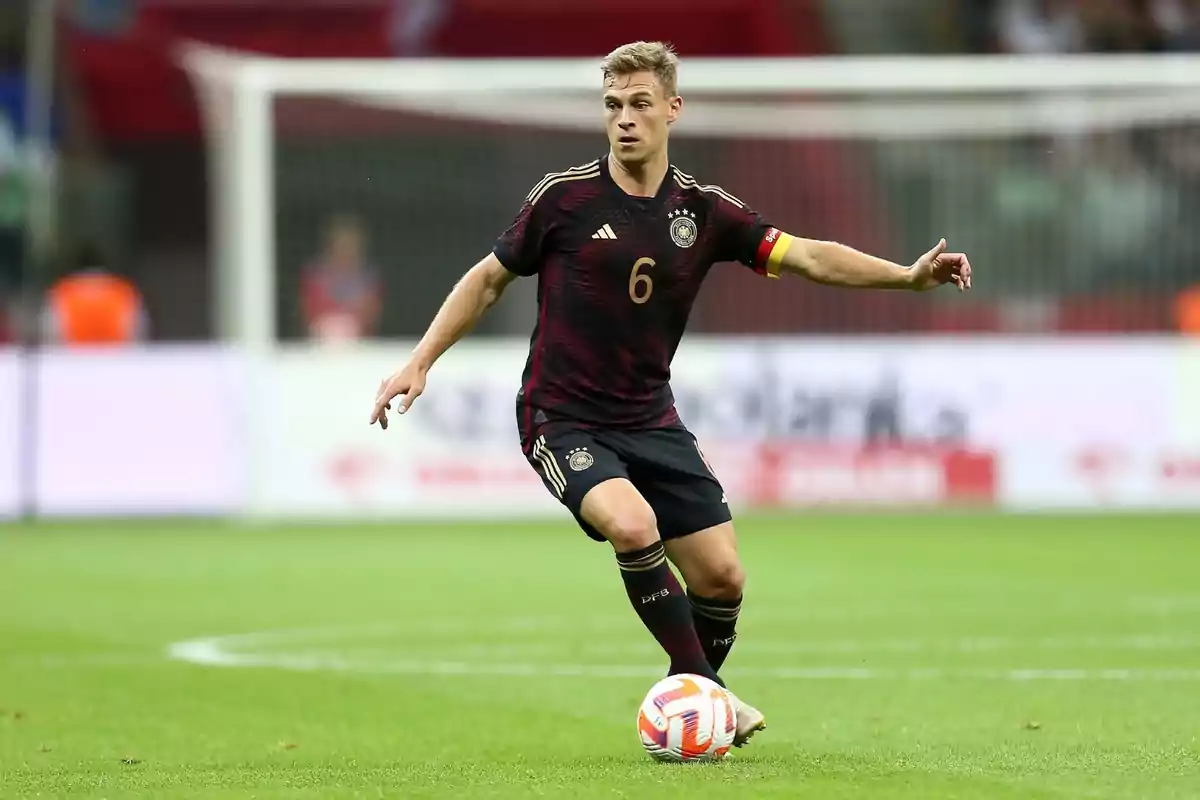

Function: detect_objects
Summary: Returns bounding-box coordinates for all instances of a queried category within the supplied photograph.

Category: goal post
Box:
[185,44,276,352]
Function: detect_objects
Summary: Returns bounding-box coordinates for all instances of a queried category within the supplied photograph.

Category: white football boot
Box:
[725,691,766,747]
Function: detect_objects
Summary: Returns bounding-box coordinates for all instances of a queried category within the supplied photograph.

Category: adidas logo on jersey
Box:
[592,224,617,240]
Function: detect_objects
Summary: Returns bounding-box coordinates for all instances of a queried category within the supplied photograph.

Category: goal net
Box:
[183,48,1200,348]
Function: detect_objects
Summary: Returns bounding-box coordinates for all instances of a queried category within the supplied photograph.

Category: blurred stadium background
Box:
[3,2,1200,797]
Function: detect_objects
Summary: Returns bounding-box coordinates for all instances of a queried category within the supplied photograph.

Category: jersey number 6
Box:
[629,257,655,305]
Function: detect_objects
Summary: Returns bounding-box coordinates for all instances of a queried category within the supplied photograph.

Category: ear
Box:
[667,94,682,125]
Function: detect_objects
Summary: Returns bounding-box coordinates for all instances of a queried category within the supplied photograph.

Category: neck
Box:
[607,149,669,197]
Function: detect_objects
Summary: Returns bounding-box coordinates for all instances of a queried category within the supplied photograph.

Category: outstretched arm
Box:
[411,253,517,370]
[370,253,517,428]
[773,235,972,292]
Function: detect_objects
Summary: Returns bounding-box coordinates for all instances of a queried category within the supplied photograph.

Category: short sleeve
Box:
[711,195,794,279]
[493,197,550,277]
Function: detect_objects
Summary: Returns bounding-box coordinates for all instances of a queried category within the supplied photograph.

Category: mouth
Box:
[618,135,639,145]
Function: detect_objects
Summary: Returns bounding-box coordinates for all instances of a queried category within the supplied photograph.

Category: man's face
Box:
[603,70,680,167]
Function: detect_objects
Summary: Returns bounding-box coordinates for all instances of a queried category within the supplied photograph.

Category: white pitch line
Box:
[284,634,1200,660]
[166,621,1200,656]
[568,634,1200,656]
[165,632,1200,682]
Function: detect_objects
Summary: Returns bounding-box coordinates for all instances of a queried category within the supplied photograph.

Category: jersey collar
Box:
[601,153,673,210]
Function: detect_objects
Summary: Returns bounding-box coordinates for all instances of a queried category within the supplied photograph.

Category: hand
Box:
[909,239,972,292]
[369,360,427,430]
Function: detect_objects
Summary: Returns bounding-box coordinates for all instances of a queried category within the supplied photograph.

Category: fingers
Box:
[934,249,972,292]
[371,383,422,428]
[370,379,388,426]
[370,367,427,428]
[923,238,947,263]
[397,384,423,414]
[369,398,390,427]
[921,240,971,293]
[944,253,972,291]
[371,380,400,427]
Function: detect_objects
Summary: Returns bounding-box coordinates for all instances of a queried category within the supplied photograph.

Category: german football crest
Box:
[668,209,698,249]
[567,447,594,472]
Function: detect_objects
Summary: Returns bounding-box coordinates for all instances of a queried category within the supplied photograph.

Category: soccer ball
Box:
[636,674,736,763]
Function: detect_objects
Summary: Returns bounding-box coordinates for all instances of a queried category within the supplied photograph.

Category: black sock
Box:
[688,591,741,673]
[615,542,723,687]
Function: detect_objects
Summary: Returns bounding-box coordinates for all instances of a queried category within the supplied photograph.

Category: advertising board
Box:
[4,340,1193,519]
[0,349,19,519]
[32,347,246,516]
[251,338,1195,516]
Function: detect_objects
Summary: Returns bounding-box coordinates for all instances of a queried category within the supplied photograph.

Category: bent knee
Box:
[603,506,659,552]
[580,480,660,552]
[697,559,746,600]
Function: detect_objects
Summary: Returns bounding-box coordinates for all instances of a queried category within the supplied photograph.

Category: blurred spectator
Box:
[1078,0,1166,51]
[1154,0,1200,49]
[967,0,1195,54]
[1177,284,1200,333]
[300,216,382,342]
[995,0,1083,54]
[41,244,147,346]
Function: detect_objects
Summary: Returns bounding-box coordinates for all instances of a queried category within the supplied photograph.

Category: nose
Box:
[618,109,635,129]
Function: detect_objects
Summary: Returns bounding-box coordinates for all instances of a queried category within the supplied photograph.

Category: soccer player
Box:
[369,41,971,747]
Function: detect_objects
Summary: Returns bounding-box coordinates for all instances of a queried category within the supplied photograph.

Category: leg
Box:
[663,522,762,746]
[520,425,720,685]
[624,430,744,670]
[663,522,745,672]
[620,426,766,747]
[579,479,723,686]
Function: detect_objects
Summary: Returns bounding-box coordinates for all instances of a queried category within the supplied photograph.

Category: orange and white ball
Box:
[636,674,737,763]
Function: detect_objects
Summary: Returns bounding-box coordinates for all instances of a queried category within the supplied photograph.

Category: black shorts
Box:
[519,418,732,543]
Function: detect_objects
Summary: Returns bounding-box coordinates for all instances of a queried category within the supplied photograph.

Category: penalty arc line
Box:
[162,621,1200,653]
[165,632,1200,682]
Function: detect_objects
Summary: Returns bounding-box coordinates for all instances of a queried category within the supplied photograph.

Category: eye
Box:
[635,102,650,110]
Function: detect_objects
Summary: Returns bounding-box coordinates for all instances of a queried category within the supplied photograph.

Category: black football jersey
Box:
[494,155,789,432]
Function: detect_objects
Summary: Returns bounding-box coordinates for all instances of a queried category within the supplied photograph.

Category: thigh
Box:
[522,427,628,542]
[617,426,732,542]
[578,477,660,552]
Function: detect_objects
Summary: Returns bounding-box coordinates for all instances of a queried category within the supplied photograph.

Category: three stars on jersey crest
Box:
[668,208,698,249]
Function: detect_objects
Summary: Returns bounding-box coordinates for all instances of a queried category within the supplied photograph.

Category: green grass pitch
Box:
[3,513,1200,799]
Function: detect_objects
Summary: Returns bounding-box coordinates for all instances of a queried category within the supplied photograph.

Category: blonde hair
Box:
[600,41,679,97]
